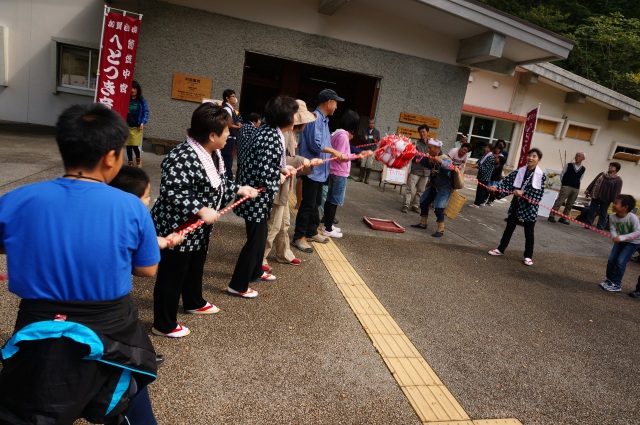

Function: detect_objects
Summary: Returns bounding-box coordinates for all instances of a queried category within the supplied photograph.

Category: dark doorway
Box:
[239,52,380,132]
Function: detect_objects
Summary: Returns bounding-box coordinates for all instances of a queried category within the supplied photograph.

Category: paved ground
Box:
[1,128,639,424]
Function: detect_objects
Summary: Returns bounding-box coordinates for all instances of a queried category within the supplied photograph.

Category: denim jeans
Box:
[606,242,638,288]
[586,198,610,230]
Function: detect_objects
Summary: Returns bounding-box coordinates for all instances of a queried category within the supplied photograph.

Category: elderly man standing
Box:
[548,152,586,224]
[402,124,430,213]
[292,89,346,253]
[410,139,453,237]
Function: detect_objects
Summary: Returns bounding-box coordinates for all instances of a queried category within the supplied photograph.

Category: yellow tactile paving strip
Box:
[287,193,521,425]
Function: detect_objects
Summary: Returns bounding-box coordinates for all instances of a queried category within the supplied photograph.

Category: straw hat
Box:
[294,100,317,125]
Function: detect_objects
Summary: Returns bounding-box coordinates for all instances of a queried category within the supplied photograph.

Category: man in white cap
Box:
[293,89,347,253]
[410,139,454,237]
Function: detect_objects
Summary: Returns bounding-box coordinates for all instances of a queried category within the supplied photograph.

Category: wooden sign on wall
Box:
[171,73,213,103]
[397,126,437,140]
[399,112,440,129]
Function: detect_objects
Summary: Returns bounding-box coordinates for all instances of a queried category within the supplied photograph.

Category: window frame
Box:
[50,37,99,97]
[608,141,640,165]
[458,113,516,159]
[559,119,600,145]
[535,114,564,139]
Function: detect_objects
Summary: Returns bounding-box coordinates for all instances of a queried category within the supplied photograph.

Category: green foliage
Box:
[475,0,640,101]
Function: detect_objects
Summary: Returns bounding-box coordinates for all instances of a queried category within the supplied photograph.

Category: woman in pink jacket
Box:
[322,110,362,238]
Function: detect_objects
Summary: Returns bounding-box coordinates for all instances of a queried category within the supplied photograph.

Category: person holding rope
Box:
[468,143,495,207]
[487,148,546,266]
[0,103,160,423]
[151,102,258,337]
[410,139,453,237]
[262,100,321,273]
[229,95,299,298]
[599,194,640,292]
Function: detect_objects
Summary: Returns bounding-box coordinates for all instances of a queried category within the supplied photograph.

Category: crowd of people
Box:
[0,84,639,423]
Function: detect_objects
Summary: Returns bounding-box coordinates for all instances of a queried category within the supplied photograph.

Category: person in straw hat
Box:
[262,100,322,272]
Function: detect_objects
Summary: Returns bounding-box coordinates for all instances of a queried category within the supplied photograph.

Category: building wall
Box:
[464,69,640,197]
[465,71,518,113]
[0,0,103,125]
[164,0,459,65]
[135,0,469,147]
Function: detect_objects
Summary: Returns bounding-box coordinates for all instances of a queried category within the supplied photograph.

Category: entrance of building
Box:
[239,52,380,131]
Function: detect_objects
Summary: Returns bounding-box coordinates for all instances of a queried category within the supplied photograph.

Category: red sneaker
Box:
[262,264,272,273]
[151,324,191,338]
[290,258,301,266]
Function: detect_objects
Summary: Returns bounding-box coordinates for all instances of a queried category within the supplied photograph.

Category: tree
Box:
[566,13,640,99]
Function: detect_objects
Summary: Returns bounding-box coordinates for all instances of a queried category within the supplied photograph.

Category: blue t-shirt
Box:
[0,178,160,301]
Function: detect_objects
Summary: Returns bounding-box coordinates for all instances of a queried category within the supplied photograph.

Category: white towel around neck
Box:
[514,165,543,190]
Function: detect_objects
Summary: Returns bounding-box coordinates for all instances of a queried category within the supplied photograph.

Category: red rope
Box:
[413,151,616,240]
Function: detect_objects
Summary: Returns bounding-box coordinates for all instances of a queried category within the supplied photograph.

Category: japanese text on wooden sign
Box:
[171,73,213,103]
[399,112,440,129]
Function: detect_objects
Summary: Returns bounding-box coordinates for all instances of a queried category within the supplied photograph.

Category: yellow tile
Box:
[472,420,523,425]
[431,385,469,420]
[383,356,443,386]
[359,314,404,335]
[427,422,474,425]
[402,386,469,422]
[370,333,421,358]
[349,297,389,316]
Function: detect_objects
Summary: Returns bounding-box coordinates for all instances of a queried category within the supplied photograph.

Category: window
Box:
[536,118,558,135]
[51,37,99,96]
[565,124,594,141]
[610,142,640,164]
[59,45,98,90]
[560,120,599,144]
[457,114,515,159]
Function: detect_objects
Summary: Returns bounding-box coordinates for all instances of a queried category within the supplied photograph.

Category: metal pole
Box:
[94,6,109,102]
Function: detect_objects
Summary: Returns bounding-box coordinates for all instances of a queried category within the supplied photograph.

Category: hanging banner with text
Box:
[95,8,142,120]
[517,106,540,168]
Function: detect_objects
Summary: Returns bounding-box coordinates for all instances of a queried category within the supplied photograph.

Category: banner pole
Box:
[94,6,109,103]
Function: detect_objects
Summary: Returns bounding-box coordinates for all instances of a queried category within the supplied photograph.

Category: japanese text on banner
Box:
[96,11,141,120]
[517,106,539,168]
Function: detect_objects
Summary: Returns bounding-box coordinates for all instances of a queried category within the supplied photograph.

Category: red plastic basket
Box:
[363,216,406,233]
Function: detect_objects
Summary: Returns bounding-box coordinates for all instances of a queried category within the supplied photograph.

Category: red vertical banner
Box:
[95,9,142,120]
[517,106,540,168]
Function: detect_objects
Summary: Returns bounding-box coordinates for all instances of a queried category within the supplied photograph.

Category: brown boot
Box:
[431,221,445,237]
[136,157,142,168]
[356,167,365,182]
[363,169,371,184]
[128,160,135,167]
[410,215,428,229]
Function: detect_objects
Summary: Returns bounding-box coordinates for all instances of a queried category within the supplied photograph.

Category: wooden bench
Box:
[147,138,180,155]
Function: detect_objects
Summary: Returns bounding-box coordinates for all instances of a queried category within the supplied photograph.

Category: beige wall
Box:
[464,68,640,197]
[0,0,103,125]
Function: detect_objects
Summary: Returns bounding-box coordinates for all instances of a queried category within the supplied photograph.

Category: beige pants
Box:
[263,204,295,265]
[403,174,428,208]
[549,185,580,218]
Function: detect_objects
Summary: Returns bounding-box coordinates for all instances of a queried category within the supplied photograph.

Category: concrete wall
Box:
[136,0,469,150]
[164,0,459,65]
[464,69,640,197]
[0,0,103,125]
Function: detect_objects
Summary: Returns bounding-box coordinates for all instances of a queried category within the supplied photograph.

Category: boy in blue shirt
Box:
[0,103,161,424]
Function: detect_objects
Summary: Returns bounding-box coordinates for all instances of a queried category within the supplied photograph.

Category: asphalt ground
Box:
[1,129,639,424]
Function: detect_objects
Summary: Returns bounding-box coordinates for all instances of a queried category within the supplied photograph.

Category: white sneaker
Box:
[322,227,343,238]
[488,249,503,256]
[523,258,533,266]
